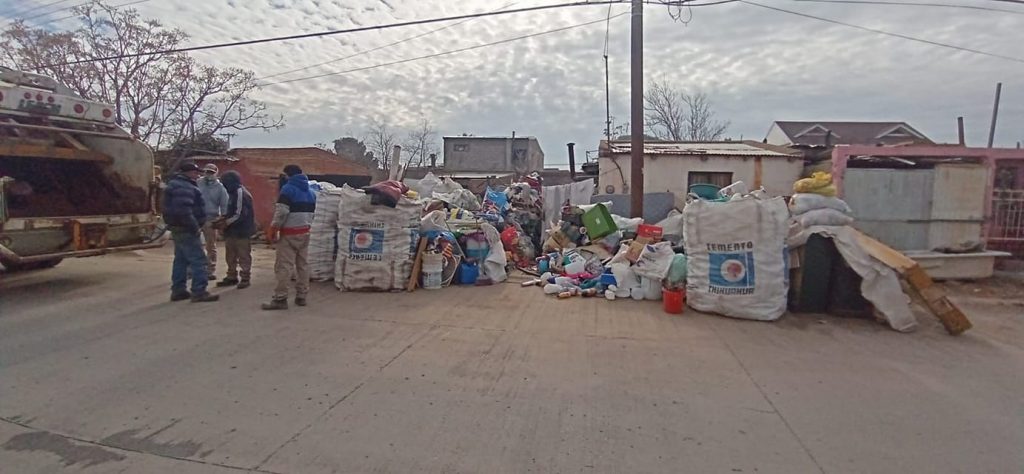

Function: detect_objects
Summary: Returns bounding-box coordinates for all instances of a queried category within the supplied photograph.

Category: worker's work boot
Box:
[216,277,240,288]
[236,279,250,289]
[170,290,191,302]
[190,292,220,303]
[295,296,307,307]
[261,298,288,311]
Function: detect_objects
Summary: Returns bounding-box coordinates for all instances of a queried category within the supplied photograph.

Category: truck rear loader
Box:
[0,67,162,272]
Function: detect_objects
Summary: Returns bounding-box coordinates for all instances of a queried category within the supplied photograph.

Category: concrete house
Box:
[597,140,803,199]
[442,136,544,175]
[765,121,933,147]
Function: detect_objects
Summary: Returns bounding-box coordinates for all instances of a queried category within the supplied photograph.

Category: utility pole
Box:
[988,82,1002,148]
[629,0,644,218]
[957,116,965,146]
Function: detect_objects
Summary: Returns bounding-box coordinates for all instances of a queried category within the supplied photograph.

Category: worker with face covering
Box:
[198,163,229,277]
[214,171,255,289]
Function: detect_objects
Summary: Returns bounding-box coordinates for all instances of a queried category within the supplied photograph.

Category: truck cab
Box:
[0,67,162,271]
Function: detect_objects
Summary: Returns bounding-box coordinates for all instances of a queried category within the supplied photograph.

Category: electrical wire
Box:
[8,0,89,24]
[6,0,75,20]
[741,0,1024,64]
[28,0,154,26]
[259,1,520,81]
[39,0,733,68]
[261,12,631,87]
[40,1,628,68]
[792,0,1024,14]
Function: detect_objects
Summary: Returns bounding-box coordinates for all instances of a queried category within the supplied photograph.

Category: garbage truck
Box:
[0,67,162,272]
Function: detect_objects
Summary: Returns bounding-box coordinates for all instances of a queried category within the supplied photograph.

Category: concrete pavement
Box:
[1,248,1022,473]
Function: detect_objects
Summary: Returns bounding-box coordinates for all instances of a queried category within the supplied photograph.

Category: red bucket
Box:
[663,288,686,314]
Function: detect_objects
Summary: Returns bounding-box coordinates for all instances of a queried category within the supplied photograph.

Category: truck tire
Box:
[0,257,63,272]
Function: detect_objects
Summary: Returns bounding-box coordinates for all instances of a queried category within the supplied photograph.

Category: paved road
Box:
[1,249,1022,473]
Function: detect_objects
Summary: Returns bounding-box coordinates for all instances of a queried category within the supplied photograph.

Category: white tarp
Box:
[684,196,790,321]
[541,180,595,236]
[788,225,918,332]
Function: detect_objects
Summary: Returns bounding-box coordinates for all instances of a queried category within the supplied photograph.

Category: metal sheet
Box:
[931,164,987,221]
[851,220,931,250]
[844,169,934,221]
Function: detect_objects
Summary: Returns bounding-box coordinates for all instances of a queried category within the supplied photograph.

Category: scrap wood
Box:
[851,228,971,335]
[407,236,428,292]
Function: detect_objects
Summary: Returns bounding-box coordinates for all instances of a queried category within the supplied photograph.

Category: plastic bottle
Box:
[543,284,562,295]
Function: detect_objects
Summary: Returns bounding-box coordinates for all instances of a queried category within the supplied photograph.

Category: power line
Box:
[7,0,75,19]
[39,0,734,68]
[41,1,628,68]
[30,0,154,26]
[741,0,1024,64]
[259,1,520,81]
[792,0,1024,14]
[10,0,87,24]
[262,12,631,87]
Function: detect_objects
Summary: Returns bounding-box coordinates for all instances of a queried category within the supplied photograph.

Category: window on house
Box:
[688,171,734,189]
[454,144,469,152]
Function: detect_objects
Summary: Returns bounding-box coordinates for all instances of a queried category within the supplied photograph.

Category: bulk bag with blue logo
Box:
[335,187,422,291]
[683,196,789,321]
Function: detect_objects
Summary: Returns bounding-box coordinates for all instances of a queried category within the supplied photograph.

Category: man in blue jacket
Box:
[162,162,219,303]
[262,164,316,310]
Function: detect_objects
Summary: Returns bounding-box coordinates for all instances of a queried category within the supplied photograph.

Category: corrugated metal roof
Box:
[603,141,797,157]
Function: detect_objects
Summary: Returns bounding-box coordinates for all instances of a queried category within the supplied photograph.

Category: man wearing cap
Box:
[198,163,229,277]
[262,164,316,310]
[162,162,219,302]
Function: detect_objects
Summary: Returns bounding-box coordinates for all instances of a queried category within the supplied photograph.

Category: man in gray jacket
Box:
[198,163,229,276]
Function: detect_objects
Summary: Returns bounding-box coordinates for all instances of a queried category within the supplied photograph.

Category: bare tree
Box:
[402,118,438,168]
[0,0,282,158]
[682,92,729,141]
[365,119,396,174]
[644,79,729,141]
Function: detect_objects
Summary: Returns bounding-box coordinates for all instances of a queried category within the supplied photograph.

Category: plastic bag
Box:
[793,171,832,193]
[667,254,688,287]
[656,211,685,244]
[634,241,675,280]
[795,208,854,227]
[485,187,510,212]
[789,194,852,215]
[611,215,643,233]
[409,172,442,198]
[640,277,663,301]
[479,223,507,283]
[421,210,449,232]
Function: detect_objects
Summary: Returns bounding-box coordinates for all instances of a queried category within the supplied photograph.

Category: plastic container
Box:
[599,273,617,286]
[457,262,479,285]
[640,277,663,301]
[422,254,444,290]
[582,203,618,240]
[689,183,722,200]
[663,288,686,314]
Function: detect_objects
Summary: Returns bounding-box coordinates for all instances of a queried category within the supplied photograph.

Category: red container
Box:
[637,224,664,241]
[663,288,686,314]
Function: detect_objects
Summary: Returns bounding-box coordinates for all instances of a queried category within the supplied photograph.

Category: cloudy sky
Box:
[3,0,1023,166]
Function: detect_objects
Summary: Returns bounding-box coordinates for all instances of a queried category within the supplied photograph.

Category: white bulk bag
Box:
[683,196,790,321]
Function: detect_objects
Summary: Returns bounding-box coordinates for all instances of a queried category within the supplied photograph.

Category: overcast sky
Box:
[3,0,1023,166]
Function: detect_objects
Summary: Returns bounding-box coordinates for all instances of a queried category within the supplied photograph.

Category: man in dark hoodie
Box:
[262,164,316,310]
[162,162,219,302]
[214,171,255,289]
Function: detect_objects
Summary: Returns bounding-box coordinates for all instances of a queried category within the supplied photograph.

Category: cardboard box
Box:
[625,237,651,263]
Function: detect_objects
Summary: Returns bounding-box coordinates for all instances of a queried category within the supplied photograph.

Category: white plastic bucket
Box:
[422,254,444,290]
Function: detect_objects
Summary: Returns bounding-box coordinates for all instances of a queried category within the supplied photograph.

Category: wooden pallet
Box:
[853,230,972,335]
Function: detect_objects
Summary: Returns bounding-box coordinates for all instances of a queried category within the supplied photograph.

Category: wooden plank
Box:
[406,237,428,292]
[850,228,972,335]
[851,228,917,274]
[754,156,763,188]
[0,142,112,163]
[59,132,89,151]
